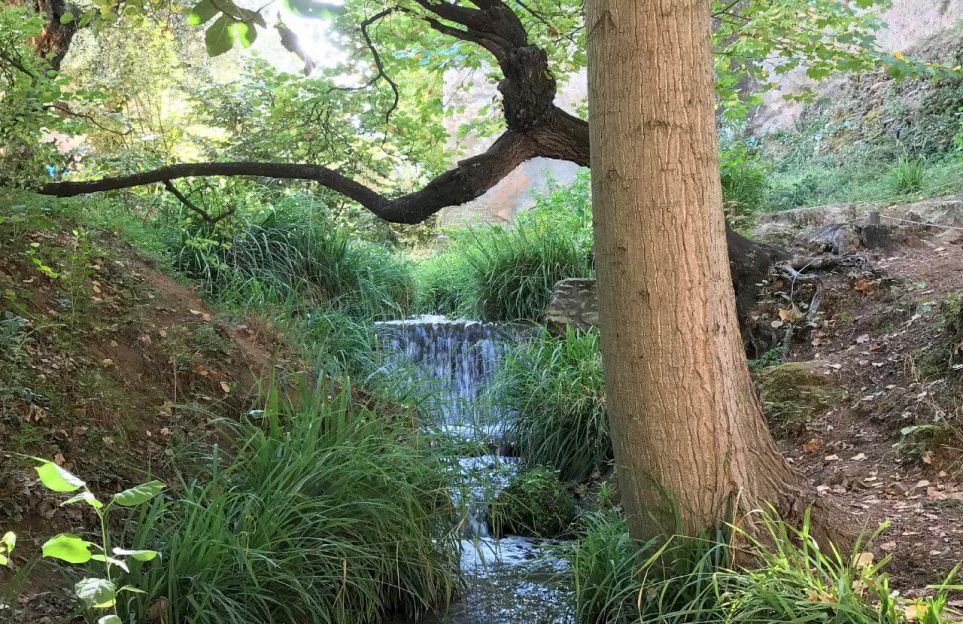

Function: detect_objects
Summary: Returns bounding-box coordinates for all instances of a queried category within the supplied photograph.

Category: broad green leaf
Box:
[59,12,74,24]
[33,460,84,493]
[2,531,15,552]
[91,554,129,573]
[187,0,217,26]
[0,554,6,566]
[111,480,165,507]
[62,490,103,509]
[42,534,93,564]
[205,15,235,57]
[75,577,116,609]
[113,547,159,561]
[98,616,122,624]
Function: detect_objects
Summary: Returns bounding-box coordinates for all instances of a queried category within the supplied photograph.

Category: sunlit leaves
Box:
[0,531,15,566]
[34,459,85,493]
[42,534,94,564]
[187,0,218,26]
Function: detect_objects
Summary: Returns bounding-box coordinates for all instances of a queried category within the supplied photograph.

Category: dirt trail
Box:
[753,197,963,591]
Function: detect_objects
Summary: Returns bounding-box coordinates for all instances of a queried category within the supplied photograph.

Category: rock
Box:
[544,278,598,334]
[754,362,844,438]
[800,223,862,255]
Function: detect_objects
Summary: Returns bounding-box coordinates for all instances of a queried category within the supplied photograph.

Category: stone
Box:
[544,278,598,334]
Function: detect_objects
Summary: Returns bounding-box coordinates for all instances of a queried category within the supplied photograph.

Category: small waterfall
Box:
[375,315,508,439]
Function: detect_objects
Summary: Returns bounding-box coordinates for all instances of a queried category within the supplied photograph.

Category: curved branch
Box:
[39,131,542,224]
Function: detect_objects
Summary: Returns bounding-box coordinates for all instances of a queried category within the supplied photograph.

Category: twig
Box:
[162,180,234,224]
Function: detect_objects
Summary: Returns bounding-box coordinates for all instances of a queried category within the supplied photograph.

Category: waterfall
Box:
[375,315,508,440]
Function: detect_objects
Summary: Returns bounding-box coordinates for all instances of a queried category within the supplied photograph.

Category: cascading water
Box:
[377,315,573,624]
[376,315,509,441]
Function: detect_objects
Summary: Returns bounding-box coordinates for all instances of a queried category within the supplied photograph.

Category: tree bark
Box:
[5,0,77,69]
[586,0,811,538]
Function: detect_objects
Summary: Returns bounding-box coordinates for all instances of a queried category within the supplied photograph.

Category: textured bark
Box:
[586,0,811,537]
[6,0,77,69]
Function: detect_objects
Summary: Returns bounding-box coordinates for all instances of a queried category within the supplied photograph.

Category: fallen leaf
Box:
[854,552,874,567]
[220,381,231,394]
[880,541,897,553]
[856,334,870,344]
[922,451,934,465]
[101,358,114,368]
[803,439,821,454]
[852,453,867,461]
[824,454,840,461]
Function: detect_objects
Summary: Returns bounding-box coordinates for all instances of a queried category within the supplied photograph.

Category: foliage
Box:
[719,138,771,229]
[887,155,927,194]
[414,174,593,321]
[569,507,962,624]
[489,466,578,538]
[0,9,75,186]
[495,328,609,482]
[118,379,462,624]
[166,195,414,320]
[19,459,163,622]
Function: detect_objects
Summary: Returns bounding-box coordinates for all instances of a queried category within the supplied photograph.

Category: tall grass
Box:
[169,200,413,320]
[414,173,594,322]
[569,507,962,624]
[118,380,462,624]
[494,327,610,482]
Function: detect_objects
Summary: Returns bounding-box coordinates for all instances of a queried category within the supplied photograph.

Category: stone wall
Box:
[543,278,598,334]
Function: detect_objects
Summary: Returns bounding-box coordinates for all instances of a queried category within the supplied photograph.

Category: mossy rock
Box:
[755,362,843,438]
[489,466,578,538]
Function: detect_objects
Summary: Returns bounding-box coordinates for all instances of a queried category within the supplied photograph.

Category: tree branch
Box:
[162,180,235,224]
[39,131,543,224]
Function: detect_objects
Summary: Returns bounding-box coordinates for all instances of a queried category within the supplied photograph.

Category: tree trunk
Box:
[586,0,811,538]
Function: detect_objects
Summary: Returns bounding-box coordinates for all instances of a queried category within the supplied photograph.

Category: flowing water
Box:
[376,316,573,624]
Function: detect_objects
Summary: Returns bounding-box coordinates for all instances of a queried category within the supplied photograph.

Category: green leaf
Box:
[0,554,6,566]
[117,585,147,594]
[75,577,117,609]
[2,531,15,552]
[42,534,93,564]
[231,21,257,48]
[33,459,85,493]
[98,616,122,624]
[187,0,218,26]
[62,490,103,509]
[91,554,130,573]
[59,12,74,24]
[111,480,165,507]
[113,547,159,561]
[205,15,235,57]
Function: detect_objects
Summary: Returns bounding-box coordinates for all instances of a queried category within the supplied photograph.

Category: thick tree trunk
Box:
[586,0,811,538]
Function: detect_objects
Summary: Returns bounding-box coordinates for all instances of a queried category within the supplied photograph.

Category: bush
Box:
[489,466,578,538]
[720,142,771,229]
[495,328,609,482]
[569,507,961,624]
[414,172,593,322]
[887,155,926,195]
[168,198,414,320]
[119,380,462,624]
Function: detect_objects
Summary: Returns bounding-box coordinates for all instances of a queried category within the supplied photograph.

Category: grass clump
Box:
[887,155,927,195]
[495,327,609,482]
[414,172,593,322]
[489,466,578,538]
[118,379,461,624]
[570,507,962,624]
[168,196,414,320]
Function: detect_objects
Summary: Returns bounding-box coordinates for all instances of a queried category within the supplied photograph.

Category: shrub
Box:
[169,200,413,319]
[414,172,593,322]
[569,507,961,624]
[495,328,609,482]
[119,380,462,624]
[887,155,926,195]
[720,142,771,230]
[489,466,578,538]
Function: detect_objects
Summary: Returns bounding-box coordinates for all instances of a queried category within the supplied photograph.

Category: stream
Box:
[376,316,574,624]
